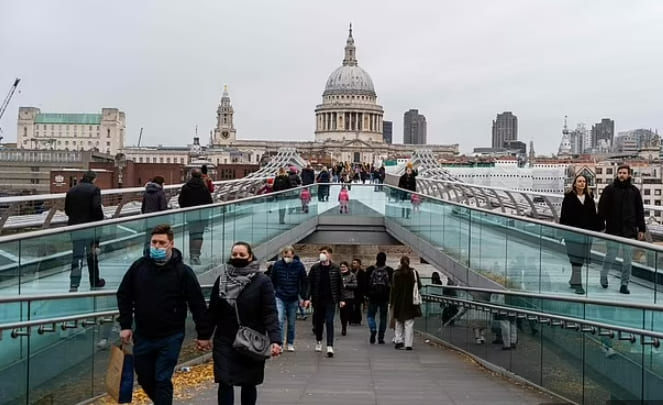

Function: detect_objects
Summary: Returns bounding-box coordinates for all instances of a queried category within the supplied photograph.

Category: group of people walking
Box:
[117,233,422,404]
[560,164,645,295]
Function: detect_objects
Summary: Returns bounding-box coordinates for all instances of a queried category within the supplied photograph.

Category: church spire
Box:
[342,23,357,66]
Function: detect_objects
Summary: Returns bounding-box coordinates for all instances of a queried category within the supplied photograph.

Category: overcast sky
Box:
[1,0,662,154]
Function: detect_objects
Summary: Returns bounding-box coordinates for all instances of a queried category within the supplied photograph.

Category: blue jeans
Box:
[367,300,389,340]
[276,297,298,345]
[133,332,184,405]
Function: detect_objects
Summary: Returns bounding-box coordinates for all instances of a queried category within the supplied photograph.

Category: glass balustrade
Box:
[419,290,663,404]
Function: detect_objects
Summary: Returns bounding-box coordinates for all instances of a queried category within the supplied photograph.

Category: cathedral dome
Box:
[324,65,375,96]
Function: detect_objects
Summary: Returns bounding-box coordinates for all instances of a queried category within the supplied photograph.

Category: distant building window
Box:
[73,141,77,145]
[23,127,27,137]
[645,199,651,205]
[107,142,110,146]
[31,167,39,172]
[152,157,156,163]
[65,141,69,145]
[606,168,613,175]
[138,157,143,163]
[107,129,111,138]
[596,168,602,174]
[160,157,164,163]
[656,190,662,196]
[166,157,171,163]
[645,189,651,195]
[30,179,39,184]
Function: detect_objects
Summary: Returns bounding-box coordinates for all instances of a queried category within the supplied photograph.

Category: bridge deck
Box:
[172,323,559,405]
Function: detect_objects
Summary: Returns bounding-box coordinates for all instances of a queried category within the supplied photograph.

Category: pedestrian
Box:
[366,252,394,344]
[300,188,311,214]
[398,163,417,218]
[117,224,212,405]
[301,163,315,186]
[410,193,422,212]
[207,241,282,405]
[390,256,422,350]
[560,174,602,295]
[288,166,302,188]
[339,261,357,336]
[316,166,331,202]
[273,168,291,224]
[141,175,169,254]
[201,164,215,193]
[431,271,443,286]
[597,164,646,294]
[178,168,213,265]
[303,246,345,357]
[65,170,105,292]
[350,258,364,325]
[490,293,517,350]
[271,246,308,352]
[338,185,350,214]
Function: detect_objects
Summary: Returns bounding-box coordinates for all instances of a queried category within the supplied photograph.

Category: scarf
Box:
[219,260,261,306]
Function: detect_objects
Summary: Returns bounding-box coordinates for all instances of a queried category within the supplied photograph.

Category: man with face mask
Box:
[598,164,646,294]
[117,224,212,405]
[398,163,417,219]
[304,246,345,357]
[271,245,308,352]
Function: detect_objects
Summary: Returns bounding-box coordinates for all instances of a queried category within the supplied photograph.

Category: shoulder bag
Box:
[232,300,272,361]
[412,271,422,305]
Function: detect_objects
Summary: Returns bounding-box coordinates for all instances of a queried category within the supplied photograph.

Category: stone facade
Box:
[314,25,384,144]
[16,107,125,155]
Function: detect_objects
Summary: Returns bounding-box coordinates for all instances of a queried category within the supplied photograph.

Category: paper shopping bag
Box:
[106,344,134,403]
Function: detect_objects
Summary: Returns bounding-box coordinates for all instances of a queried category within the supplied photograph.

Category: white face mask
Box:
[94,247,101,256]
[319,253,328,262]
[283,257,293,264]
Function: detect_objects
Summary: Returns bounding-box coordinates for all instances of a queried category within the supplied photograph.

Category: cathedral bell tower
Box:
[212,85,236,145]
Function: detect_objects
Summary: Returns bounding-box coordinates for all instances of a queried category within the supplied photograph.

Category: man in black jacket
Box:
[178,169,213,265]
[304,246,345,357]
[301,164,315,186]
[141,175,169,255]
[117,224,211,405]
[65,170,105,292]
[398,164,417,218]
[598,164,646,294]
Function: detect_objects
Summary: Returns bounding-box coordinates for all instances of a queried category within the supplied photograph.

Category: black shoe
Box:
[510,343,516,349]
[395,343,404,349]
[574,285,585,295]
[92,279,105,289]
[600,278,608,289]
[69,286,78,293]
[620,285,630,295]
[492,339,503,345]
[378,339,385,344]
[501,346,511,351]
[369,331,376,344]
[405,347,413,351]
[341,328,347,336]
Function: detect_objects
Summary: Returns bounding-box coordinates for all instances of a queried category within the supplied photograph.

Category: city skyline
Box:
[1,1,662,154]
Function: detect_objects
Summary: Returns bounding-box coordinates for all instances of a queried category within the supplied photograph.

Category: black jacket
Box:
[288,172,302,188]
[301,168,315,186]
[390,268,422,322]
[64,181,104,225]
[208,272,280,386]
[116,248,211,339]
[141,182,168,214]
[306,262,343,303]
[178,177,213,208]
[598,178,646,238]
[272,174,290,192]
[398,172,417,192]
[560,192,601,232]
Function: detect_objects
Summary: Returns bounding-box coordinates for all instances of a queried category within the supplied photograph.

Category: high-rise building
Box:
[403,109,427,144]
[591,118,615,149]
[491,112,518,149]
[382,120,392,144]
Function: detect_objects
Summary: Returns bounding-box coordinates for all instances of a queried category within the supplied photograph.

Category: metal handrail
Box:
[0,310,119,335]
[427,285,663,311]
[424,293,663,343]
[0,183,313,244]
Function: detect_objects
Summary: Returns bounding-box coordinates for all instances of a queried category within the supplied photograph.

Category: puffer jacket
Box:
[598,178,645,238]
[341,270,357,301]
[306,262,343,304]
[141,182,168,213]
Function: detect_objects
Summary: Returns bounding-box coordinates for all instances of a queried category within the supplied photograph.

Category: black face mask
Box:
[228,258,250,268]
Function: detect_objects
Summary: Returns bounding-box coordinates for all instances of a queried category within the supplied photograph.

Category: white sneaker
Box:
[314,342,322,352]
[287,344,295,352]
[326,346,334,357]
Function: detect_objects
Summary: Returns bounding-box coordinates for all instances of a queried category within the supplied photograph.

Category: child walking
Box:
[300,188,311,214]
[338,186,350,214]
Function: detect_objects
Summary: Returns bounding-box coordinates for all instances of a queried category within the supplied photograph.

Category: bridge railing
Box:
[419,287,663,404]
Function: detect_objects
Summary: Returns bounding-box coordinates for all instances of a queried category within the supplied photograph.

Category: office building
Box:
[383,120,392,144]
[404,109,427,144]
[491,112,518,149]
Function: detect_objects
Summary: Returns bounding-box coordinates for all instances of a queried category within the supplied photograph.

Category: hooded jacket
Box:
[65,181,104,225]
[301,167,315,186]
[116,248,211,339]
[178,176,213,208]
[598,178,646,238]
[141,182,168,214]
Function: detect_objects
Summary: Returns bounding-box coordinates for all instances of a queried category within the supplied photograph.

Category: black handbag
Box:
[232,302,271,361]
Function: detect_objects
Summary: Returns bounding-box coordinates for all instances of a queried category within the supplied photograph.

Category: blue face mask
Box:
[150,247,168,262]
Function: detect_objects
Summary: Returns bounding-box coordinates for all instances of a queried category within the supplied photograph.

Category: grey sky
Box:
[1,0,662,154]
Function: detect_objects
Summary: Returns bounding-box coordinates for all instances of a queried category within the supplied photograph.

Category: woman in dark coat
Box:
[559,174,601,295]
[390,256,422,350]
[208,242,282,405]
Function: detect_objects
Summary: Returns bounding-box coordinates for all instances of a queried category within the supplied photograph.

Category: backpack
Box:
[369,266,390,299]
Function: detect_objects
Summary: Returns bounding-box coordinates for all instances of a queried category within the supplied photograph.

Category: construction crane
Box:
[137,127,144,147]
[0,78,21,142]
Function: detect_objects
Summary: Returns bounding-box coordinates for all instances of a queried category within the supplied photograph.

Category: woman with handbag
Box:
[390,255,422,350]
[208,242,282,405]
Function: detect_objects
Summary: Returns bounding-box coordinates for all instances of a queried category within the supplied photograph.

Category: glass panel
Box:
[0,335,28,404]
[0,240,20,296]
